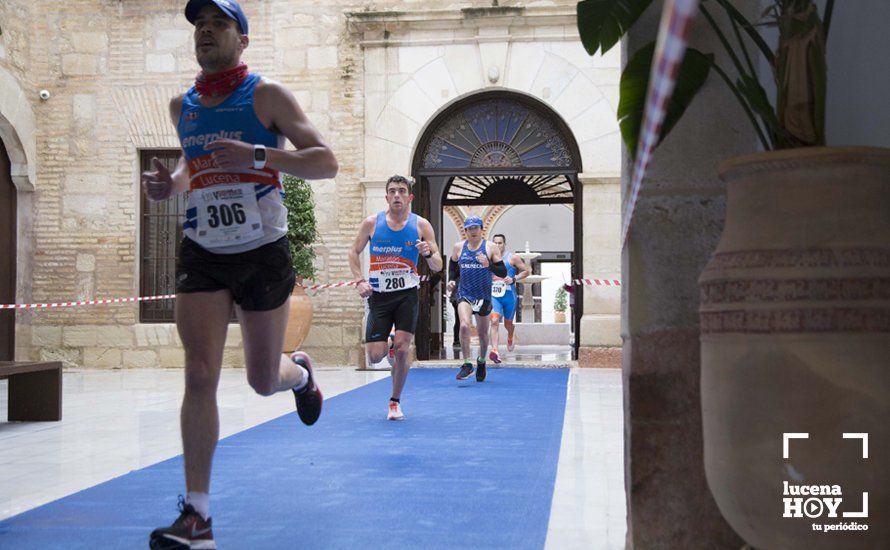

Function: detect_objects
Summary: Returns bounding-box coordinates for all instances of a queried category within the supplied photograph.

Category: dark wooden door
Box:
[0,139,16,361]
[572,174,583,360]
[413,175,432,360]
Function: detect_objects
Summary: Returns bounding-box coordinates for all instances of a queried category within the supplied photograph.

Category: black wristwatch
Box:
[423,251,433,258]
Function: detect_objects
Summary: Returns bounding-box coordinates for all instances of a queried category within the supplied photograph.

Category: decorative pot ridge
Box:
[718,146,890,180]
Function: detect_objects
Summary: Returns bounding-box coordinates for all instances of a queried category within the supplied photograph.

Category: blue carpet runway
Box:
[0,368,569,549]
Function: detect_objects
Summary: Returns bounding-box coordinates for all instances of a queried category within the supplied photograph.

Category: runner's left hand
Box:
[416,239,432,257]
[476,252,489,267]
[204,138,254,169]
[504,276,514,285]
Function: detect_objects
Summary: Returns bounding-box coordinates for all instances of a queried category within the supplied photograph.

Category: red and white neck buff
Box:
[195,63,249,97]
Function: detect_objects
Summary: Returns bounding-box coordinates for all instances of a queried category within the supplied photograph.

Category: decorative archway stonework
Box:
[443,205,467,238]
[482,205,508,236]
[0,68,37,191]
[0,68,37,360]
[348,6,621,182]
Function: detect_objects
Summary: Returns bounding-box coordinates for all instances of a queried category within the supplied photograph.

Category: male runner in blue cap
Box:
[143,2,338,547]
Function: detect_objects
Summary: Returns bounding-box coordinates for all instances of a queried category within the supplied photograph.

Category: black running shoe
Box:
[456,361,475,380]
[476,357,487,382]
[291,351,323,425]
[149,496,215,550]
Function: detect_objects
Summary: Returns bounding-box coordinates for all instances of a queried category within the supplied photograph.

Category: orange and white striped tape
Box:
[573,278,621,287]
[0,294,177,310]
[0,275,624,310]
[0,276,432,310]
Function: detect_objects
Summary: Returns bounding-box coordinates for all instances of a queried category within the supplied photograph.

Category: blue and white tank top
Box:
[368,212,420,293]
[491,251,517,298]
[457,239,492,301]
[177,73,286,254]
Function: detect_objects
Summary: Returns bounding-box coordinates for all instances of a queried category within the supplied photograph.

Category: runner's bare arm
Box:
[511,254,530,283]
[416,218,442,272]
[487,242,508,277]
[451,241,463,262]
[349,216,375,280]
[349,216,376,298]
[488,241,503,264]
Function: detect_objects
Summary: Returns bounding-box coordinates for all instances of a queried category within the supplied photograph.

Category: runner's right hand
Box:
[356,280,373,298]
[141,157,174,201]
[447,280,456,293]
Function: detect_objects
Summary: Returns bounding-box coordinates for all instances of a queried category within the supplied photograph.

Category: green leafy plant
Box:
[577,0,834,159]
[282,174,319,280]
[554,286,568,312]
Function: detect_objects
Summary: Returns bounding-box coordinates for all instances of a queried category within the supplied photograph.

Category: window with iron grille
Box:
[139,150,185,322]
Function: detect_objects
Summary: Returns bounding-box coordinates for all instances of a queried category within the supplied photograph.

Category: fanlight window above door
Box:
[421,98,574,170]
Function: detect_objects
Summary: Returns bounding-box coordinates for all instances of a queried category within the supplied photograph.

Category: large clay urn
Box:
[699,147,890,548]
[283,284,313,353]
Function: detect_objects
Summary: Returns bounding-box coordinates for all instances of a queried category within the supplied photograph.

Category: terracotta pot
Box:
[283,284,313,353]
[699,147,890,548]
[554,310,566,323]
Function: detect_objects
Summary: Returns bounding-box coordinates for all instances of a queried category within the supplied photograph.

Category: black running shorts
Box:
[175,236,295,311]
[365,288,419,342]
[458,297,493,316]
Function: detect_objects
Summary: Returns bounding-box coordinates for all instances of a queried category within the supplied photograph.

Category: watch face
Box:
[254,147,267,162]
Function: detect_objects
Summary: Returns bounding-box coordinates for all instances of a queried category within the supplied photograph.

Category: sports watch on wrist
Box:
[253,144,267,169]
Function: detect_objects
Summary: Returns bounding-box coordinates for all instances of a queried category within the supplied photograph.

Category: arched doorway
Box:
[0,137,16,360]
[411,90,583,360]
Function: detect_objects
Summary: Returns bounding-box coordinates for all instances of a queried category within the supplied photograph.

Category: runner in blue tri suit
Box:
[488,234,529,364]
[446,216,508,382]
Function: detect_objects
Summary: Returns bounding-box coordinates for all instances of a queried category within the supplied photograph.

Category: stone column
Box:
[361,178,389,220]
[578,175,621,367]
[621,1,754,546]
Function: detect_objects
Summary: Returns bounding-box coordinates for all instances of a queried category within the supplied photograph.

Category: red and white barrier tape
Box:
[0,276,433,309]
[0,275,625,310]
[300,275,431,292]
[0,295,177,310]
[621,0,700,246]
[573,278,621,287]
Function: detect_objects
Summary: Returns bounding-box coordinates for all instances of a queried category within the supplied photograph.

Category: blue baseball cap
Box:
[463,215,483,229]
[185,0,249,35]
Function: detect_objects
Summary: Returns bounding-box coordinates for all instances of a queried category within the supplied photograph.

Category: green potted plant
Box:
[281,174,319,353]
[553,286,568,323]
[578,1,890,546]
